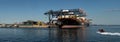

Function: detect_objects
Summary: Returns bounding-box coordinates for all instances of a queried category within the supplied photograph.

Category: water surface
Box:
[0,25,120,42]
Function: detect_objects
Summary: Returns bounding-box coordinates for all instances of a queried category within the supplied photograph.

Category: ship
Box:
[44,8,90,28]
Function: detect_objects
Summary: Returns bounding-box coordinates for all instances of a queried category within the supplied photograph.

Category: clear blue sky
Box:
[0,0,120,25]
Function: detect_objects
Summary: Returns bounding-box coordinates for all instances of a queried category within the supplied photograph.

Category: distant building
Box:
[22,20,37,25]
[22,20,47,26]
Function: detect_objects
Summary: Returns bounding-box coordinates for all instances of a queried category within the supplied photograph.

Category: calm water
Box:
[0,25,120,42]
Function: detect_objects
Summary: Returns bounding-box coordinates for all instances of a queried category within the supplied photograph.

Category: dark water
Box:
[0,26,120,42]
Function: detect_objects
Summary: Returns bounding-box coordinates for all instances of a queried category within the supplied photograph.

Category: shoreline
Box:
[0,25,49,28]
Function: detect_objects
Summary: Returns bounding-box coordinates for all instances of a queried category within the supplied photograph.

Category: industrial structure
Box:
[44,8,90,28]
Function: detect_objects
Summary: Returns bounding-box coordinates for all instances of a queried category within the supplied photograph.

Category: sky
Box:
[0,0,120,25]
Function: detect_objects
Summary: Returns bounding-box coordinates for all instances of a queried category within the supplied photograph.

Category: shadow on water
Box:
[48,27,87,42]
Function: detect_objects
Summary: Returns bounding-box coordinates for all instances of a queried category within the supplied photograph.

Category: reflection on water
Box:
[48,27,86,42]
[0,27,87,42]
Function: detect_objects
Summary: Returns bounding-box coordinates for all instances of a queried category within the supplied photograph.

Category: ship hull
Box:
[56,18,89,28]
